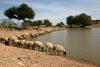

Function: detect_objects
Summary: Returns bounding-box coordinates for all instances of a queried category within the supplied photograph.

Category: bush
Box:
[0,20,18,29]
[21,20,33,29]
[56,22,64,27]
[66,13,92,28]
[4,3,35,22]
[43,19,52,27]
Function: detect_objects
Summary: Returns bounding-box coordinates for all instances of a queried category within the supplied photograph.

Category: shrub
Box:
[0,20,18,29]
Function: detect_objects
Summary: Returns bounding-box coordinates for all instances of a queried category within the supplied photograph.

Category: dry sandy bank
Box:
[0,44,98,67]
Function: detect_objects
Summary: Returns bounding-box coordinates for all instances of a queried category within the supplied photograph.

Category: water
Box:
[35,28,100,65]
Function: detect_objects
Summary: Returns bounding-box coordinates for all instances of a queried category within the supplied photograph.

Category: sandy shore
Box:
[0,27,99,67]
[0,27,65,38]
[0,44,98,67]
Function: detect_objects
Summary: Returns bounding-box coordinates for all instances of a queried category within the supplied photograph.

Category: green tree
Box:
[21,20,33,29]
[32,21,37,26]
[4,3,35,22]
[36,20,42,27]
[43,19,52,27]
[32,20,42,27]
[4,7,18,19]
[17,3,35,22]
[56,22,64,27]
[66,16,74,27]
[75,13,92,28]
[66,13,92,28]
[60,22,64,25]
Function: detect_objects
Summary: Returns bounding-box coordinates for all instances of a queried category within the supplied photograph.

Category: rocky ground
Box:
[0,44,98,67]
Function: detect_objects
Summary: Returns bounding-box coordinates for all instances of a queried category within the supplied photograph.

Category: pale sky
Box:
[0,0,100,24]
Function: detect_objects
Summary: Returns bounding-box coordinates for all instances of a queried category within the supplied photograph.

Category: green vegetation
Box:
[66,16,74,27]
[21,20,33,29]
[4,3,35,22]
[4,3,53,29]
[2,3,95,29]
[0,20,18,29]
[43,19,52,27]
[4,3,35,29]
[32,20,43,27]
[56,22,64,27]
[66,13,92,28]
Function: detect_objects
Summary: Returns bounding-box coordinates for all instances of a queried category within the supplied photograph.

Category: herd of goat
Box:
[1,28,66,56]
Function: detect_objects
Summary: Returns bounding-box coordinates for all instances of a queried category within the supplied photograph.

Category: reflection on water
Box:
[35,28,100,65]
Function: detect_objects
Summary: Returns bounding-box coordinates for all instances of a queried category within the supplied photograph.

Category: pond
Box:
[34,28,100,65]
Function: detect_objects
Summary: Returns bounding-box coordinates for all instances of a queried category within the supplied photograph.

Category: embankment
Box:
[0,27,99,67]
[0,44,98,67]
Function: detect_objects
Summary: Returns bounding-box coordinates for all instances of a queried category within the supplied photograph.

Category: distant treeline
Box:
[92,20,100,24]
[1,3,99,29]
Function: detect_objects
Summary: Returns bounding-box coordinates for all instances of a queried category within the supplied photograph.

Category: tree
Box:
[17,3,35,22]
[60,22,64,25]
[66,16,74,27]
[32,20,42,27]
[4,3,35,22]
[75,13,92,28]
[56,22,64,27]
[21,20,33,29]
[43,19,52,27]
[32,21,37,26]
[4,7,18,19]
[66,13,92,28]
[56,23,61,27]
[36,20,42,27]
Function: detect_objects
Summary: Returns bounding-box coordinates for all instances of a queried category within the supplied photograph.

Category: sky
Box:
[0,0,100,24]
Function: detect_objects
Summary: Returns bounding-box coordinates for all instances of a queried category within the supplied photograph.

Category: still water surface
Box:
[35,28,100,64]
